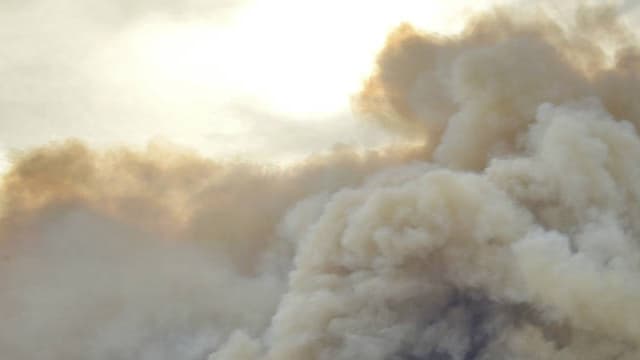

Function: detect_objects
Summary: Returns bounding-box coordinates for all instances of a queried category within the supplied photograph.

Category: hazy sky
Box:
[2,0,638,171]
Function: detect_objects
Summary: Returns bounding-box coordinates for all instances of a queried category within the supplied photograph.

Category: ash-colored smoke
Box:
[3,3,640,360]
[0,141,424,359]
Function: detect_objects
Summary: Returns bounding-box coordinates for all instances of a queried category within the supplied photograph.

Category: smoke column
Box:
[3,3,640,360]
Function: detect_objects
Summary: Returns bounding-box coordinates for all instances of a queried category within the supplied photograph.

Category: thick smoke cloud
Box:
[355,4,640,170]
[3,2,640,360]
[0,141,424,359]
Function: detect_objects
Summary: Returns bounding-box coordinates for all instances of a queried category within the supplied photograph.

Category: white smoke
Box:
[217,98,640,359]
[3,2,640,360]
[0,208,284,360]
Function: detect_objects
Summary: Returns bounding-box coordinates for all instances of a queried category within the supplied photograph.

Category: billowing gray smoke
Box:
[2,3,640,360]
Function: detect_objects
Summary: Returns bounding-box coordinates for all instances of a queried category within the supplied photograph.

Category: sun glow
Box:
[127,0,495,117]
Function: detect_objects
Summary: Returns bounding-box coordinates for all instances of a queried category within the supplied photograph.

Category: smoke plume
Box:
[3,3,640,360]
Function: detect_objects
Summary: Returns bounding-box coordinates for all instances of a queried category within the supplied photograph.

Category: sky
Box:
[0,0,521,172]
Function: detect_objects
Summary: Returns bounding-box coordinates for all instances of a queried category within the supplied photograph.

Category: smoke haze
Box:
[3,1,640,360]
[0,0,394,163]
